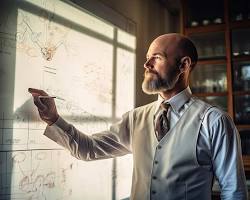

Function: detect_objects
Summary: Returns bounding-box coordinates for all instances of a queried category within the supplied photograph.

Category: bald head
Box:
[152,33,198,69]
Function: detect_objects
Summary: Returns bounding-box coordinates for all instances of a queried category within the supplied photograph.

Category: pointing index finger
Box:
[28,88,48,96]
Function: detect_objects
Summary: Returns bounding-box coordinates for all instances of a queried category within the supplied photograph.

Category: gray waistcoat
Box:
[130,98,213,200]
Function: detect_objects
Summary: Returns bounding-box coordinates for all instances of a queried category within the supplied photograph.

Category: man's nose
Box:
[144,58,153,69]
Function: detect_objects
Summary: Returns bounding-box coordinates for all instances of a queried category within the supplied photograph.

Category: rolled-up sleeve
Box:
[44,111,132,161]
[210,113,248,199]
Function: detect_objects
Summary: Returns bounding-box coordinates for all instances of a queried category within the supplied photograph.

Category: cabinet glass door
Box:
[190,64,227,93]
[190,32,226,60]
[232,29,250,57]
[232,61,250,92]
[229,0,250,22]
[234,95,250,124]
[186,0,224,27]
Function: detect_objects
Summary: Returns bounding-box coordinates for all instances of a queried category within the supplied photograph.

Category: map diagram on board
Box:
[0,0,113,151]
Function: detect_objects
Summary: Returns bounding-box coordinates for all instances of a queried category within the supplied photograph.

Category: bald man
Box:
[29,33,248,200]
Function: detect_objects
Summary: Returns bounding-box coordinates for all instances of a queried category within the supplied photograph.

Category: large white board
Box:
[0,0,135,199]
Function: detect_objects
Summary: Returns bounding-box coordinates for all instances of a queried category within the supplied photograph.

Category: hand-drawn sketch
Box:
[16,6,69,61]
[0,150,75,200]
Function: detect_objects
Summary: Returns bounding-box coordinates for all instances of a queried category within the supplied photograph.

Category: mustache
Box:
[144,69,158,75]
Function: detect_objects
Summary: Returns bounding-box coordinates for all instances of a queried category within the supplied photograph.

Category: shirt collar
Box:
[155,86,192,114]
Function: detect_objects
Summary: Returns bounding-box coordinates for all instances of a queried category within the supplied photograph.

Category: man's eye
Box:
[154,55,161,59]
[146,55,162,61]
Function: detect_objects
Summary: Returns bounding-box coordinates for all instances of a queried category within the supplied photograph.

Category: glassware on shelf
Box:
[213,18,222,24]
[235,13,244,21]
[232,29,250,57]
[233,61,250,92]
[229,0,250,22]
[189,17,223,27]
[202,19,210,26]
[190,32,225,59]
[190,64,227,93]
[190,21,199,27]
[186,0,224,28]
[234,95,250,124]
[232,43,240,57]
[243,50,250,56]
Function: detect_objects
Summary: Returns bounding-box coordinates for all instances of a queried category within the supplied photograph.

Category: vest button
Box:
[152,190,156,194]
[157,145,162,149]
[153,176,157,180]
[154,160,158,164]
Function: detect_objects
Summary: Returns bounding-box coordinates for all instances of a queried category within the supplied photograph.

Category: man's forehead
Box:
[147,44,173,59]
[147,41,167,55]
[146,51,166,58]
[147,36,180,57]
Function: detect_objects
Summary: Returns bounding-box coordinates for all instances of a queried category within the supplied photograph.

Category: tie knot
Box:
[160,102,170,111]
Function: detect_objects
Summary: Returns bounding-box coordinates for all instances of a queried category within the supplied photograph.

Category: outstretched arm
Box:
[44,113,132,160]
[28,88,132,161]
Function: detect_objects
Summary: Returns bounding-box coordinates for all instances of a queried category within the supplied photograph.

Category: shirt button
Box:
[157,145,162,149]
[152,190,156,194]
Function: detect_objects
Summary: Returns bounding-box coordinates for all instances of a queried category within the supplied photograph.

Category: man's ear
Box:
[179,56,192,72]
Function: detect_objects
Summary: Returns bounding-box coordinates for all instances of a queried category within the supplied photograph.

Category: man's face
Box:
[142,39,181,94]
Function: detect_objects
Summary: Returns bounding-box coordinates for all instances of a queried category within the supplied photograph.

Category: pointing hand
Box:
[28,88,59,125]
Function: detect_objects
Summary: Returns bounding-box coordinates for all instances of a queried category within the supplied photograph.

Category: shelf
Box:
[233,91,250,96]
[230,20,250,29]
[232,55,250,62]
[185,24,225,35]
[193,92,227,97]
[243,155,250,171]
[237,125,250,130]
[197,58,227,65]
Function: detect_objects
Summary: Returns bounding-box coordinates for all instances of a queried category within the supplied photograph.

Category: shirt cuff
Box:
[53,116,71,132]
[44,116,71,141]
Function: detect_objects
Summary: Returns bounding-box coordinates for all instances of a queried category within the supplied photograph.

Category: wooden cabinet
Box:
[181,0,250,173]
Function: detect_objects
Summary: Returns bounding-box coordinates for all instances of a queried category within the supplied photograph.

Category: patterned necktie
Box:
[155,102,170,141]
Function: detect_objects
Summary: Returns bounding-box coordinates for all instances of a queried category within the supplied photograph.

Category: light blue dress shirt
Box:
[154,87,248,199]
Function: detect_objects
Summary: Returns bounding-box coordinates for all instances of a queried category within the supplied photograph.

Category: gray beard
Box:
[142,69,181,95]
